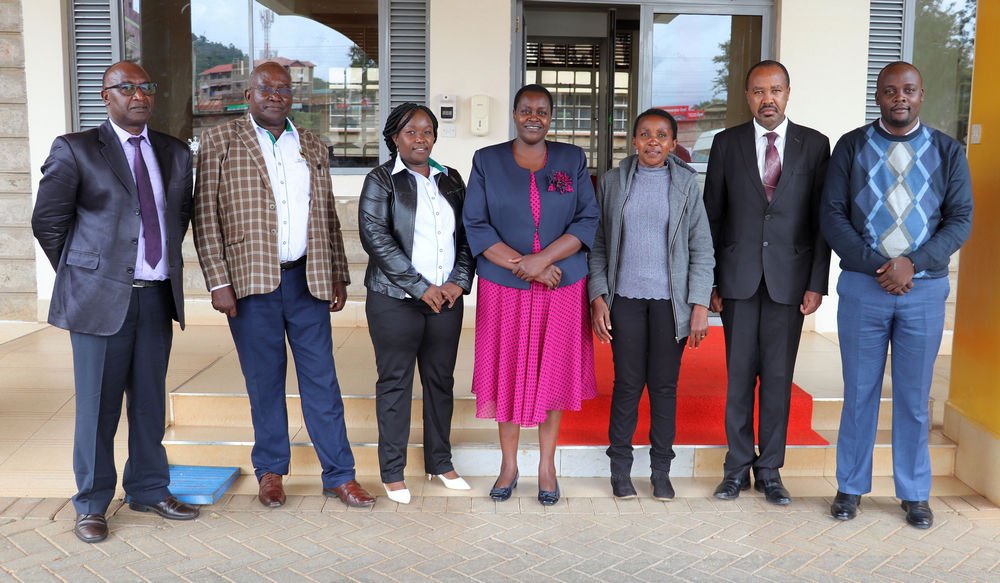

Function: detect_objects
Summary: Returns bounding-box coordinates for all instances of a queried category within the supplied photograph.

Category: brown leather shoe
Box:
[128,496,200,520]
[258,472,286,507]
[74,513,108,543]
[324,479,375,508]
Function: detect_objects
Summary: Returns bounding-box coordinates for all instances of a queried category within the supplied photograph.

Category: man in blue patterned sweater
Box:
[821,61,973,529]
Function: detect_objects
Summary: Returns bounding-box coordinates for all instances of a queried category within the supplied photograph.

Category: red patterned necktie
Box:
[763,131,781,202]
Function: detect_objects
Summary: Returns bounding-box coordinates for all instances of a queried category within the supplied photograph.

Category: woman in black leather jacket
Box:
[358,103,475,504]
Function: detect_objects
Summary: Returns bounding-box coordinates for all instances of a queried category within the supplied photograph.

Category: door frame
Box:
[513,0,775,169]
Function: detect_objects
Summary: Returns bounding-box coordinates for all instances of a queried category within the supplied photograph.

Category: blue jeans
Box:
[835,270,949,501]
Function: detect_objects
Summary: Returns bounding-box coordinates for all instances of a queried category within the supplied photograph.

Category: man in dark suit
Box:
[703,60,831,505]
[32,61,199,543]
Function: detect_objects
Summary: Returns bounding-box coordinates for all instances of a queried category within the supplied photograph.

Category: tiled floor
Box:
[0,322,964,500]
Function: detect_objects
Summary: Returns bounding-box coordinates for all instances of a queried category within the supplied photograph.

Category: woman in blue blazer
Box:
[463,84,599,506]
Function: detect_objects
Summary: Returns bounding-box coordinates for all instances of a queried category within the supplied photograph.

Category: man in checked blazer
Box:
[703,60,831,506]
[194,61,374,508]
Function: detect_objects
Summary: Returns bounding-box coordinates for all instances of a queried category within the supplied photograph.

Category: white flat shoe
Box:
[428,473,471,490]
[382,483,411,504]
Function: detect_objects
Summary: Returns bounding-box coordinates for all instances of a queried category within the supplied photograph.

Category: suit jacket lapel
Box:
[737,122,767,202]
[772,121,802,202]
[98,120,138,199]
[236,114,274,194]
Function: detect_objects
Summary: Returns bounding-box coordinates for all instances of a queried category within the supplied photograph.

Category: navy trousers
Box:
[227,264,356,489]
[835,270,948,501]
[70,285,173,514]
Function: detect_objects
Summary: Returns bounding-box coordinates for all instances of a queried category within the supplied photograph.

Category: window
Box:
[650,13,763,165]
[912,0,976,142]
[71,0,428,170]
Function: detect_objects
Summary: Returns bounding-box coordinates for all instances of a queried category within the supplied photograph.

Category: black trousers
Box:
[720,279,804,481]
[70,285,173,514]
[606,296,686,476]
[365,291,464,483]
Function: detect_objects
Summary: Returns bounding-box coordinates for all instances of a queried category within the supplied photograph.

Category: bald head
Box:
[876,61,922,91]
[250,61,290,86]
[103,61,150,88]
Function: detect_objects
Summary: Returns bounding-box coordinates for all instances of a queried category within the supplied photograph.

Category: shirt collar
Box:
[753,116,789,141]
[249,114,296,144]
[392,154,446,178]
[878,118,922,136]
[108,118,149,146]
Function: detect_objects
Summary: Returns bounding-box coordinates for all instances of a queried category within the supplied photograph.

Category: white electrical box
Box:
[438,94,456,122]
[470,94,490,136]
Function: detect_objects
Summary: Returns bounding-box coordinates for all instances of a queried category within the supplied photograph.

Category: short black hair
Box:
[877,60,922,89]
[513,83,554,112]
[632,108,677,140]
[382,102,438,156]
[745,60,790,90]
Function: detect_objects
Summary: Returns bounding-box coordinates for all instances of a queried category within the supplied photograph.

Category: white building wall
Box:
[24,0,72,313]
[777,0,870,333]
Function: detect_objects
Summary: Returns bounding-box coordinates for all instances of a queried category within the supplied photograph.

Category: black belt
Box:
[132,279,167,288]
[280,255,307,270]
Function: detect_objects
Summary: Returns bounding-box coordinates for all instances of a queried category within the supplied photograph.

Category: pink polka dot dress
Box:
[472,170,597,428]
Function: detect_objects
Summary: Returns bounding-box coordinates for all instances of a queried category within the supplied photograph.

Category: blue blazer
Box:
[463,140,599,289]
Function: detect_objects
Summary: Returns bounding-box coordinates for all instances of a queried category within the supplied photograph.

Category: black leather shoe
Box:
[830,491,862,520]
[713,473,750,500]
[129,496,200,520]
[901,500,934,529]
[611,475,637,499]
[74,514,108,543]
[651,470,674,500]
[489,471,518,502]
[755,478,791,505]
[538,480,561,506]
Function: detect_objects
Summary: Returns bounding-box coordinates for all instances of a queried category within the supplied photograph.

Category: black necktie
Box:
[127,136,162,267]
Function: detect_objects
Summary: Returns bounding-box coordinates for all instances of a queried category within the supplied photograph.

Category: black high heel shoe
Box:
[538,479,560,506]
[489,471,519,501]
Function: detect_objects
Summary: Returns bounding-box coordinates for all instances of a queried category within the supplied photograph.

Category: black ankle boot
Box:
[651,469,674,500]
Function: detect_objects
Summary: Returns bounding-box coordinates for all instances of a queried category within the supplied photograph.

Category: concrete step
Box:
[170,390,908,433]
[162,424,956,480]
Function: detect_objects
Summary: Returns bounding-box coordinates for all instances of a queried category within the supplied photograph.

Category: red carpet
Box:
[560,333,828,446]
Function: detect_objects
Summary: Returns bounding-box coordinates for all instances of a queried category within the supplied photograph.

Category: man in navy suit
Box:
[703,60,831,505]
[32,61,199,543]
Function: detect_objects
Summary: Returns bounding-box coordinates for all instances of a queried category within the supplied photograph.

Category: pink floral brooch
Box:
[547,171,574,194]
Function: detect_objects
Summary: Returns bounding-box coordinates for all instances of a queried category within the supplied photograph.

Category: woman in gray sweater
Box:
[588,109,715,500]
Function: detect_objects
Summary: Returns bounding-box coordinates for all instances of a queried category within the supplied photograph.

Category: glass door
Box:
[639,4,772,171]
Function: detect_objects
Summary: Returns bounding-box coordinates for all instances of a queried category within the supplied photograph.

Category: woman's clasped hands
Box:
[509,254,562,290]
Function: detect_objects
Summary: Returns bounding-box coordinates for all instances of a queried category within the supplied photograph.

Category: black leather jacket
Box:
[358,159,475,300]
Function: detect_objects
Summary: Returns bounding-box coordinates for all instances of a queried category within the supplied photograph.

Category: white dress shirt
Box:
[250,115,311,262]
[753,117,789,182]
[392,155,456,289]
[108,118,168,281]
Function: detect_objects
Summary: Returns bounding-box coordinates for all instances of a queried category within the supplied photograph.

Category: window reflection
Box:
[651,14,761,165]
[125,0,381,169]
[913,0,976,143]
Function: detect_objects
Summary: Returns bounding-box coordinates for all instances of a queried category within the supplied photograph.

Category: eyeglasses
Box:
[103,82,158,96]
[254,85,294,99]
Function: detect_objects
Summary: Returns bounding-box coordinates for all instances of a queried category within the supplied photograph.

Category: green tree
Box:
[192,34,248,75]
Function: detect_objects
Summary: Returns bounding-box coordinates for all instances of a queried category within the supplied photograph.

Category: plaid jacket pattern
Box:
[193,114,349,302]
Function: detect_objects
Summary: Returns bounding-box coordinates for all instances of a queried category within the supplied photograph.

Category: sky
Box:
[650,14,732,108]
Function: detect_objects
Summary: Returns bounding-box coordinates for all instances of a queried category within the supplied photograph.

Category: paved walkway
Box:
[2,493,999,582]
